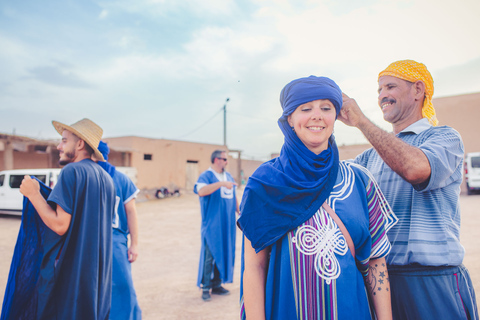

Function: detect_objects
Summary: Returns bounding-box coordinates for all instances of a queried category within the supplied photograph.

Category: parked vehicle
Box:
[465,152,480,195]
[0,168,61,215]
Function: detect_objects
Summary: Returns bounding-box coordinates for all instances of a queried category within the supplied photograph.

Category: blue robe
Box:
[44,159,115,320]
[98,162,142,320]
[194,169,236,287]
[240,162,398,319]
[2,159,115,320]
[1,177,52,320]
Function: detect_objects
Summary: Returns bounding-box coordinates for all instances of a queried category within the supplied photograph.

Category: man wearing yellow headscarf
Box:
[339,60,478,320]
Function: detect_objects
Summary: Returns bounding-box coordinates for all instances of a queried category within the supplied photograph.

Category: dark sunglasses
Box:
[216,157,228,161]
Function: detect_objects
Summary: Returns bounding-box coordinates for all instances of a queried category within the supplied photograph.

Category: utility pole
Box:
[223,98,230,146]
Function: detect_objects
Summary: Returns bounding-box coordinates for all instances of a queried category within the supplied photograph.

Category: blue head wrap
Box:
[237,76,342,252]
[98,141,110,161]
[279,75,342,119]
[97,141,116,177]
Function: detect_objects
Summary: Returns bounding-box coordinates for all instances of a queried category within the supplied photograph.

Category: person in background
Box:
[97,140,142,320]
[194,150,239,301]
[339,59,478,320]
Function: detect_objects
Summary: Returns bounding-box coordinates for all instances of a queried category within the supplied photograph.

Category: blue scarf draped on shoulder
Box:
[237,76,343,252]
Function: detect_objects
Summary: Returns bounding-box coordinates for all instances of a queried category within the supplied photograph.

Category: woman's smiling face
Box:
[287,99,336,154]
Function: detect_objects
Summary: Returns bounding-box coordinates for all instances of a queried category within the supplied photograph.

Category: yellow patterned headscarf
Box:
[378,60,438,126]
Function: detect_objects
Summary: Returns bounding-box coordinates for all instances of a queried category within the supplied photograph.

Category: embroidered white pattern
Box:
[292,207,348,284]
[220,186,234,199]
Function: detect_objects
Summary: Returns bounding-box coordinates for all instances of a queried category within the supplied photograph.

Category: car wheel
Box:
[467,183,473,195]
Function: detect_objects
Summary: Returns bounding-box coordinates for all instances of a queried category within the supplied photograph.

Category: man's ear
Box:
[76,139,85,151]
[413,80,426,101]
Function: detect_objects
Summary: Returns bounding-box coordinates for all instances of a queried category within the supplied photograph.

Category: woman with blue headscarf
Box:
[237,76,398,319]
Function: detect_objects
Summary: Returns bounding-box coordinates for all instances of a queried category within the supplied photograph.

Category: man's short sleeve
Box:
[417,127,464,192]
[353,148,373,167]
[47,165,76,214]
[116,172,139,204]
[194,172,211,194]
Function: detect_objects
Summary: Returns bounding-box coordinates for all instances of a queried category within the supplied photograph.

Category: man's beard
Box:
[59,150,75,166]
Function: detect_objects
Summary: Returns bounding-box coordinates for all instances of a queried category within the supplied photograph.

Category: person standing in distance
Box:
[194,150,239,301]
[339,60,478,320]
[19,118,115,320]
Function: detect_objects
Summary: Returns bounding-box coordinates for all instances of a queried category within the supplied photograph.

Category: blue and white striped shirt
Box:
[354,118,465,266]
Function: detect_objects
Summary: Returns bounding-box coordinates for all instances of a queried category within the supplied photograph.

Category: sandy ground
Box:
[0,191,479,319]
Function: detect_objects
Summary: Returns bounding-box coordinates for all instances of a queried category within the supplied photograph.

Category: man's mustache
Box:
[380,98,396,105]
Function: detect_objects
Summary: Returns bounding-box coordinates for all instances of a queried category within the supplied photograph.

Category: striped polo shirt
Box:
[354,118,465,266]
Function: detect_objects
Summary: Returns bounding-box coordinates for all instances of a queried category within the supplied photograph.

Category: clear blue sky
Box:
[1,0,479,160]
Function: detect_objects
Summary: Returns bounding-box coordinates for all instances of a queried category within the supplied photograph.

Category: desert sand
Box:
[1,190,479,319]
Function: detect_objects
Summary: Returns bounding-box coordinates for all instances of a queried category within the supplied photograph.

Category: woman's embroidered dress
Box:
[240,162,397,320]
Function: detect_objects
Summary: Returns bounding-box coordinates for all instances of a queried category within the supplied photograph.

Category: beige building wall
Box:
[0,136,59,171]
[103,136,230,191]
[0,149,56,170]
[338,143,371,161]
[434,92,480,154]
[433,92,480,193]
[11,151,51,169]
[228,157,264,184]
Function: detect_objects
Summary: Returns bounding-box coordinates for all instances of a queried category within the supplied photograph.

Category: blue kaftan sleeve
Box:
[194,171,214,194]
[116,171,139,204]
[47,165,76,215]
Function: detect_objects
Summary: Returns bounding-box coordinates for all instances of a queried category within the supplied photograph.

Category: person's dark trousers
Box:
[389,264,478,320]
[202,241,221,290]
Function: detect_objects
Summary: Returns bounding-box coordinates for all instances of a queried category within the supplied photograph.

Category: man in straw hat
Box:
[339,60,478,319]
[19,118,115,320]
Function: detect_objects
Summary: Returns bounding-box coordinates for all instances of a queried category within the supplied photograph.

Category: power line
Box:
[228,111,277,122]
[176,107,223,139]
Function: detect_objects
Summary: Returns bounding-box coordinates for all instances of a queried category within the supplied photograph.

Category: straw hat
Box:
[52,118,105,161]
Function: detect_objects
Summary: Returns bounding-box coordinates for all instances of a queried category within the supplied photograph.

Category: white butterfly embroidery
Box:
[292,208,348,284]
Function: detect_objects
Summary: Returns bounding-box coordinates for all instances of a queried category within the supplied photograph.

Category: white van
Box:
[0,166,138,216]
[465,152,480,195]
[0,168,61,215]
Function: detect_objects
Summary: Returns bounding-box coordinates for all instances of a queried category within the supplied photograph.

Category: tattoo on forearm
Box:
[366,262,390,296]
